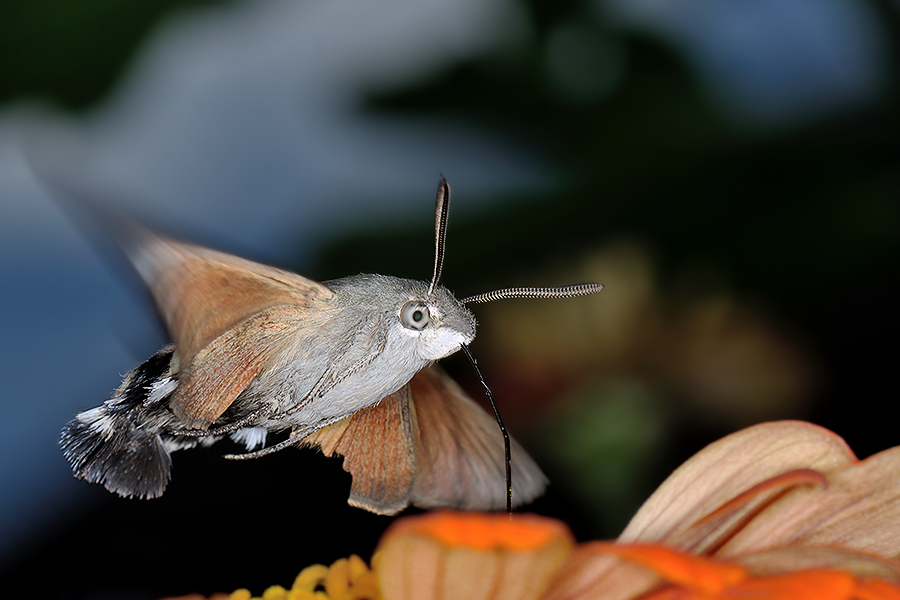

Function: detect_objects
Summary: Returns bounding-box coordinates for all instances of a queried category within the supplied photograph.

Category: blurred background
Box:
[1,0,898,597]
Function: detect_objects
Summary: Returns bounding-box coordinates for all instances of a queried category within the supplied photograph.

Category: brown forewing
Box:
[172,305,308,427]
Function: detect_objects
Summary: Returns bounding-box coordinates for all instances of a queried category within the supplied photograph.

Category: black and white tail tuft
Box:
[60,346,179,499]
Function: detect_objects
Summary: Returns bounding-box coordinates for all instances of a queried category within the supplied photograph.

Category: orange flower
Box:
[171,421,900,600]
[373,421,900,600]
[544,421,900,599]
[375,511,574,600]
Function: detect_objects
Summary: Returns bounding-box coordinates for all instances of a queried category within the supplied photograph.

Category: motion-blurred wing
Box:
[408,366,547,510]
[123,224,333,363]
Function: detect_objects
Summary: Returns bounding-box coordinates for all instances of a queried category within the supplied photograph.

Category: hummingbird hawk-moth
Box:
[60,178,602,514]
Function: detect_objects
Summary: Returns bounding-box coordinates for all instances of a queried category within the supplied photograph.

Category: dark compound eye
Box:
[400,301,431,331]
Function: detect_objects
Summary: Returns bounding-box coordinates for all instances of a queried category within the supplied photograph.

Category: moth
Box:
[60,178,602,514]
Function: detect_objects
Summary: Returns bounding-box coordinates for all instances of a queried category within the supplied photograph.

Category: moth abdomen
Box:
[60,346,180,499]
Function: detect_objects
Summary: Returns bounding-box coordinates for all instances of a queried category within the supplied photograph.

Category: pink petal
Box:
[735,547,900,582]
[620,421,855,546]
[719,446,900,559]
[588,543,746,594]
[667,469,827,554]
[541,545,662,600]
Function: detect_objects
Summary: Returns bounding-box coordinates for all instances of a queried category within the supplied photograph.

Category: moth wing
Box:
[302,365,547,515]
[302,386,417,515]
[408,365,547,510]
[121,223,334,368]
[171,305,307,428]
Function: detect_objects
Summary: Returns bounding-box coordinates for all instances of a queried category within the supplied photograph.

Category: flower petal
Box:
[736,547,900,582]
[856,578,900,600]
[374,512,573,600]
[543,542,745,600]
[541,546,661,600]
[546,544,900,600]
[720,446,900,559]
[667,469,827,554]
[620,421,855,546]
[722,570,854,600]
[640,571,859,600]
[587,543,746,593]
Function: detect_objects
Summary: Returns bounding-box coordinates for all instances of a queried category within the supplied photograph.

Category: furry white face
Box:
[414,321,474,360]
[397,297,476,361]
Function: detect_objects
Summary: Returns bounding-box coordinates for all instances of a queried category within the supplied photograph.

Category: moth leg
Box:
[165,359,351,441]
[222,331,389,459]
[217,366,358,460]
[223,426,310,460]
[180,326,387,449]
[279,329,387,418]
[168,405,272,438]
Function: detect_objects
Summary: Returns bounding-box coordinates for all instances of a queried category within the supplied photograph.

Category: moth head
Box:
[397,284,475,360]
[420,177,601,356]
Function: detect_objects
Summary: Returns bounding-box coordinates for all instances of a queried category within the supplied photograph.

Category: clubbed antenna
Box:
[428,176,451,295]
[462,282,604,305]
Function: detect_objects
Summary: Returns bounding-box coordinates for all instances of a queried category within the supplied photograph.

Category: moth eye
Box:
[400,301,431,331]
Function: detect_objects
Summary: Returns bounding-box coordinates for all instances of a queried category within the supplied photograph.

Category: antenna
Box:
[463,283,604,305]
[428,176,451,295]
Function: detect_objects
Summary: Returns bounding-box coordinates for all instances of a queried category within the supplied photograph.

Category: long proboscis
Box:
[460,282,602,512]
[462,344,512,514]
[462,282,604,305]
